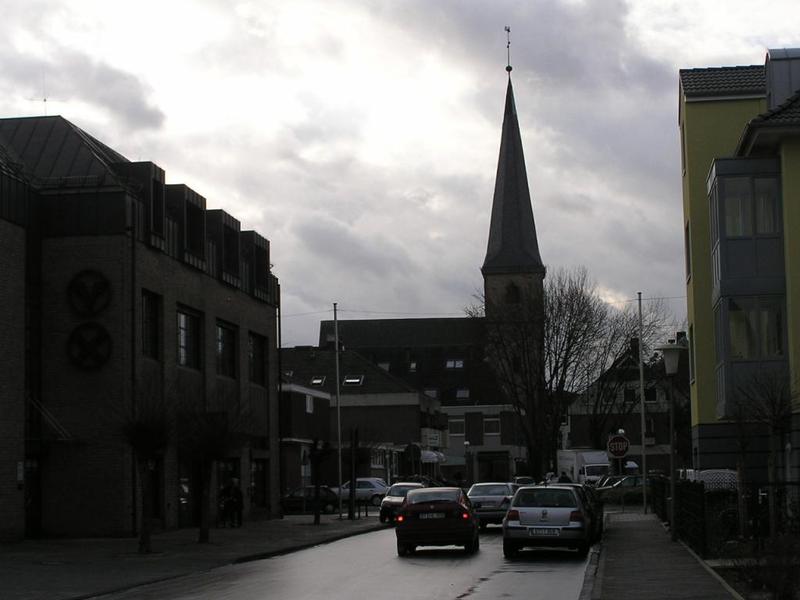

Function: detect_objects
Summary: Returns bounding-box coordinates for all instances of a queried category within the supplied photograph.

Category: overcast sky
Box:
[3,0,799,346]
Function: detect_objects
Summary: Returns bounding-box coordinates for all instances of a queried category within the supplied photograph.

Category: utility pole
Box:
[334,303,342,519]
[637,292,648,514]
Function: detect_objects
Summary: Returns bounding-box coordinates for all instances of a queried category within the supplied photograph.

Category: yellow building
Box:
[679,49,800,481]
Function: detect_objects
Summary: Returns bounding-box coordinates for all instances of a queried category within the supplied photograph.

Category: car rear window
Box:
[469,484,510,496]
[514,488,577,508]
[407,489,460,505]
[387,485,420,497]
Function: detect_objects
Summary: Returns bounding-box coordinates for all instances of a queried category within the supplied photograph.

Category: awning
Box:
[421,450,447,464]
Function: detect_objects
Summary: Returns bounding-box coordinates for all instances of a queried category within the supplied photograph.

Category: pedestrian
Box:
[230,478,244,527]
[558,471,572,483]
[218,480,234,527]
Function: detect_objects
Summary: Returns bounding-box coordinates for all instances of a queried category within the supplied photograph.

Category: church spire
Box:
[481,73,545,276]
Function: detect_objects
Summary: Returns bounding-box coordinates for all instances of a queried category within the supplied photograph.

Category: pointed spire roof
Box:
[481,78,545,276]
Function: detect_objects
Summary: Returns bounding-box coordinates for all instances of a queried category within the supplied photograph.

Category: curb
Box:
[680,540,745,600]
[579,542,602,600]
[67,522,386,600]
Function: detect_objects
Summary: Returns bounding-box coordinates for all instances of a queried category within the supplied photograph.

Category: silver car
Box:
[467,482,518,528]
[502,485,593,558]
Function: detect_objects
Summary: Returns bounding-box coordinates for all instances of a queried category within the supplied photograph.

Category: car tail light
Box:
[569,510,585,523]
[506,509,520,521]
[396,514,405,523]
[461,512,470,520]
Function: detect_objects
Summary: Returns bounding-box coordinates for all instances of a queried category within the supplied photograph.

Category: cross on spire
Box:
[505,26,512,74]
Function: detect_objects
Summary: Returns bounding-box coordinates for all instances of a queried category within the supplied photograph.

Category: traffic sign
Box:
[607,434,630,458]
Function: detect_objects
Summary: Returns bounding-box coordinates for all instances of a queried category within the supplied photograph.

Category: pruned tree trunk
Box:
[198,460,213,543]
[137,459,153,554]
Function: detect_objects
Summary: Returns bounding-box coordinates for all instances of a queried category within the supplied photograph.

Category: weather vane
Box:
[505,26,512,73]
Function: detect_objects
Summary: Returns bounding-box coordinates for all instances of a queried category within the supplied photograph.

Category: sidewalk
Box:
[0,514,383,600]
[588,510,741,600]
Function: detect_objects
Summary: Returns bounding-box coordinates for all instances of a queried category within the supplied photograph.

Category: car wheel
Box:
[577,542,590,557]
[370,495,382,507]
[503,540,518,559]
[397,541,409,556]
[479,521,488,530]
[379,514,386,523]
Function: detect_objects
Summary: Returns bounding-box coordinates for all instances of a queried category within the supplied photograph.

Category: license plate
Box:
[529,527,559,536]
[420,512,445,519]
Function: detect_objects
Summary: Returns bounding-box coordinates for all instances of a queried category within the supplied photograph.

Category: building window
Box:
[484,418,500,435]
[449,419,465,435]
[754,178,779,234]
[216,321,237,377]
[505,283,521,304]
[446,359,464,369]
[310,376,325,386]
[248,332,266,385]
[343,375,364,386]
[645,388,656,403]
[177,309,201,369]
[456,388,470,400]
[408,361,417,373]
[724,177,752,237]
[305,395,314,414]
[142,290,161,359]
[728,297,784,360]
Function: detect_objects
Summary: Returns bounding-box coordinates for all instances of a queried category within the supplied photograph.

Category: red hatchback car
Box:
[395,487,480,556]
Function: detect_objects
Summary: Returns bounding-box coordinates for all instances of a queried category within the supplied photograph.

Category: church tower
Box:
[481,72,545,317]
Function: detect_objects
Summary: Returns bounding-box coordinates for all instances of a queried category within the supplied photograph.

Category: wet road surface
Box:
[94,526,590,600]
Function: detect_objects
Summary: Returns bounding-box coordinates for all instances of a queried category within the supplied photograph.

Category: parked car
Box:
[395,487,480,556]
[380,482,424,523]
[595,475,654,504]
[467,482,518,529]
[502,485,594,558]
[331,478,388,506]
[513,476,535,485]
[552,482,604,541]
[280,485,338,514]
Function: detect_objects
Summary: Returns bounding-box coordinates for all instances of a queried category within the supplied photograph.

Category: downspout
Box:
[275,282,282,516]
[129,195,138,535]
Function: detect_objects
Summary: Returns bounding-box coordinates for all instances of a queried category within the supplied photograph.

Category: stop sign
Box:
[607,434,630,458]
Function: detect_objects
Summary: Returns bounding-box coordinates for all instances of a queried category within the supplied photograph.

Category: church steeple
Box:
[481,77,545,277]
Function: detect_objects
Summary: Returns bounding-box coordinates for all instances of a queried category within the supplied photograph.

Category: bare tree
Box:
[471,266,671,476]
[177,385,250,544]
[120,378,171,554]
[736,369,795,540]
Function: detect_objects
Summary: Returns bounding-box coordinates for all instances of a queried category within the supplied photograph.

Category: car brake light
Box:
[569,510,585,523]
[506,509,520,521]
[461,512,470,520]
[396,514,404,523]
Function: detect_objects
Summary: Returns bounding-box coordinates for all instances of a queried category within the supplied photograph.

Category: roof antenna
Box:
[27,73,49,116]
[505,26,512,75]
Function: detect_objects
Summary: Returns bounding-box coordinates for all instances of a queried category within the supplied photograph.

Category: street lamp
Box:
[657,338,685,542]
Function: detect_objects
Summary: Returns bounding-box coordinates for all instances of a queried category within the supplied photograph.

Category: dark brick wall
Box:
[35,226,279,535]
[0,219,26,540]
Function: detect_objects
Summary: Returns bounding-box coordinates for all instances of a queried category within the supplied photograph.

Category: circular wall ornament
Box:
[66,322,112,370]
[67,270,111,317]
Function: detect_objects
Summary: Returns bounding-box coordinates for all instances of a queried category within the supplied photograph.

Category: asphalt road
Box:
[93,526,590,600]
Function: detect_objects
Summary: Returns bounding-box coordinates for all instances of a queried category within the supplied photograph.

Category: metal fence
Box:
[650,478,800,558]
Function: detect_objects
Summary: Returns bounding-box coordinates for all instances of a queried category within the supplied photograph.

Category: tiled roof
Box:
[679,65,765,98]
[751,89,800,125]
[0,116,128,185]
[318,317,485,349]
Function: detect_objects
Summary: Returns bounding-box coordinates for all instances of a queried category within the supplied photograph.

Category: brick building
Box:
[0,116,280,539]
